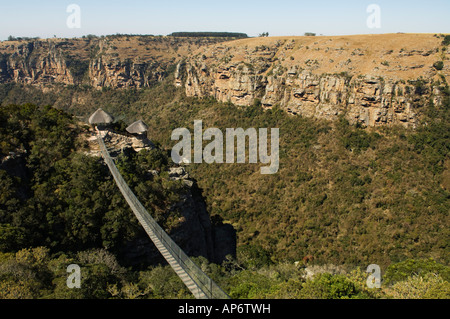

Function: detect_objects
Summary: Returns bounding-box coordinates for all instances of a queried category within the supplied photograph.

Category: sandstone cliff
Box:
[0,35,236,89]
[175,34,449,127]
[0,40,74,85]
[1,34,448,127]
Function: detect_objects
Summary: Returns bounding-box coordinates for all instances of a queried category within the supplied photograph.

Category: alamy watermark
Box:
[171,120,279,174]
[66,4,81,29]
[66,264,81,288]
[366,4,381,29]
[366,264,382,288]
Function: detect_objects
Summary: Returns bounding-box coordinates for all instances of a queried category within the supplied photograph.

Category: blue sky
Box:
[0,0,449,40]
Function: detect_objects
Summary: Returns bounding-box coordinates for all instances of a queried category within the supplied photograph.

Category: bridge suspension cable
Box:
[96,132,230,299]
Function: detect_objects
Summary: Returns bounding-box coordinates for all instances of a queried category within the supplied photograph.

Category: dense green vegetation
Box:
[1,246,448,299]
[65,57,90,84]
[0,104,191,260]
[64,77,447,269]
[442,35,450,46]
[0,73,449,298]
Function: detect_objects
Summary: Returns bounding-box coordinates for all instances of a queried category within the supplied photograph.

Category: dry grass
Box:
[194,33,450,82]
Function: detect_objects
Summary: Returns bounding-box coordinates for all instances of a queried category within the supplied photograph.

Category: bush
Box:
[433,61,444,71]
[386,273,450,299]
[337,116,380,152]
[442,35,450,46]
[227,270,279,299]
[237,245,273,270]
[413,78,427,95]
[138,265,190,298]
[383,259,450,285]
[299,273,360,299]
[65,58,90,83]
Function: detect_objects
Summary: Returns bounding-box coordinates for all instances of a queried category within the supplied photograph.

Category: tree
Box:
[386,273,450,299]
[433,61,444,70]
[383,258,450,285]
[442,35,450,46]
[0,224,25,251]
[0,247,52,298]
[299,273,359,299]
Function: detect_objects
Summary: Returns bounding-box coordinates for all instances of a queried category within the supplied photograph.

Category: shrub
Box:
[383,258,450,285]
[442,35,450,46]
[337,116,380,152]
[386,273,450,299]
[411,78,427,95]
[299,273,359,299]
[237,244,273,269]
[433,61,444,70]
[65,58,90,83]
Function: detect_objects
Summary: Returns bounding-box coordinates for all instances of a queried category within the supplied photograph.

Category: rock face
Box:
[89,56,166,89]
[175,34,450,127]
[168,169,236,264]
[167,166,236,263]
[84,130,155,158]
[0,41,74,85]
[0,38,162,88]
[0,35,236,89]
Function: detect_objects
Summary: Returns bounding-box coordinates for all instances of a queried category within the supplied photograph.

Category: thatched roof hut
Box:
[88,108,114,125]
[126,120,148,134]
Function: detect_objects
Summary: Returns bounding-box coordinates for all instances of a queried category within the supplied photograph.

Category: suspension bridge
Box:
[91,110,230,299]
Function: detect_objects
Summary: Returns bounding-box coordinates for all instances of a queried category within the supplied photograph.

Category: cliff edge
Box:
[175,34,449,127]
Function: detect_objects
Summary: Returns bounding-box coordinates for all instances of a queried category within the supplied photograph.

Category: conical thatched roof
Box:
[126,120,148,134]
[88,108,114,125]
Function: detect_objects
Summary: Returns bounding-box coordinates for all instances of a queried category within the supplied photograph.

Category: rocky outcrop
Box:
[167,166,237,263]
[0,41,74,85]
[89,56,168,89]
[0,35,234,89]
[168,167,236,264]
[84,130,155,158]
[0,39,164,89]
[175,34,450,127]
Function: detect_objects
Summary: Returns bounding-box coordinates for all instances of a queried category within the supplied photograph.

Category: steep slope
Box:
[175,33,449,127]
[0,104,235,267]
[0,35,237,88]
